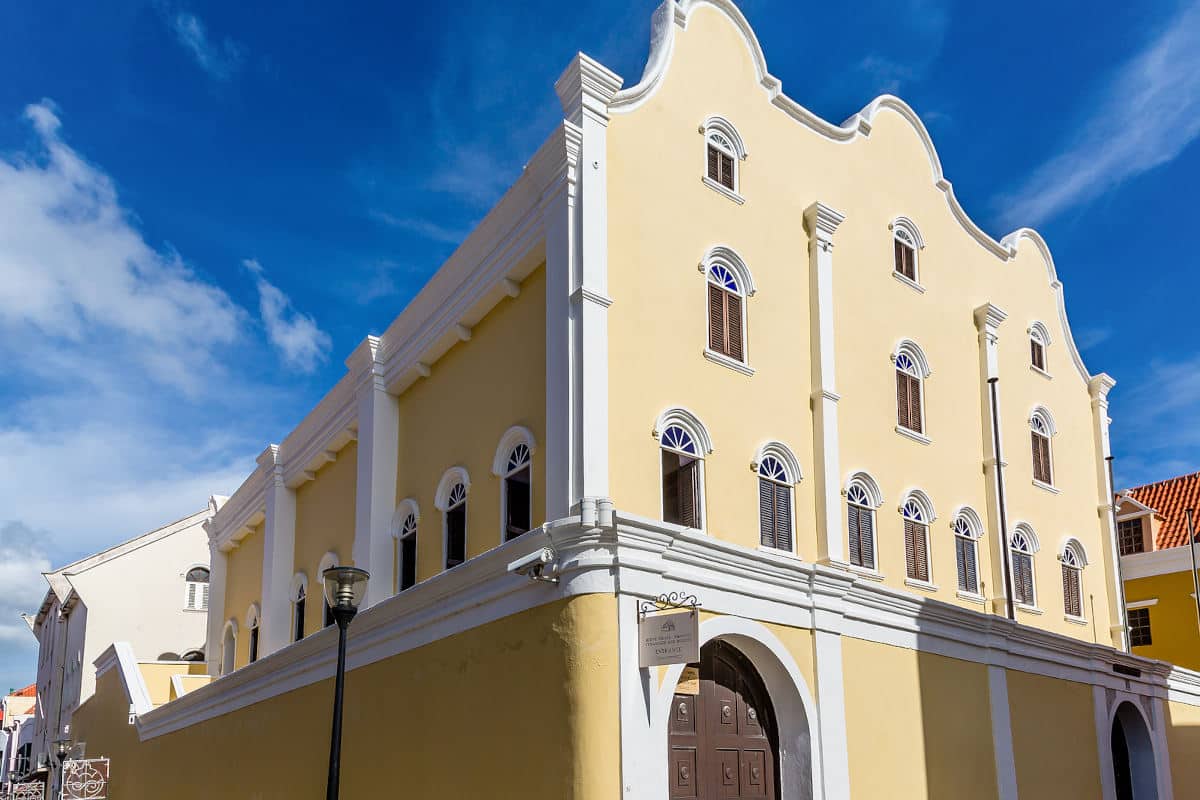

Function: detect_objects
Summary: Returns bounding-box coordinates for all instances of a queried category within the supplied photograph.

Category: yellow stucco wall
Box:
[71,594,618,800]
[294,440,359,635]
[841,637,997,799]
[605,3,1112,638]
[1125,570,1200,670]
[1166,700,1200,791]
[395,265,546,585]
[222,522,263,669]
[1006,670,1101,799]
[137,663,208,706]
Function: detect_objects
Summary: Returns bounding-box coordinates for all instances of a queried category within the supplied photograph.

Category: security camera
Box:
[507,547,558,584]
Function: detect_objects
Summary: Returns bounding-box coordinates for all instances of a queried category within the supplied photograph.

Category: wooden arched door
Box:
[669,640,779,799]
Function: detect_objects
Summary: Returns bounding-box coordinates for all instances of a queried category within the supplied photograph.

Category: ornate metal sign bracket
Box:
[639,591,701,621]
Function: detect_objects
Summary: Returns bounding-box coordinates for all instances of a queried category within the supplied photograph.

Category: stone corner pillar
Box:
[257,444,296,657]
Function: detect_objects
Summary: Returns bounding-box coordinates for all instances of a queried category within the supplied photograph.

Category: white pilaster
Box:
[1090,373,1127,651]
[974,303,1011,617]
[348,336,400,608]
[553,53,622,512]
[803,202,847,566]
[1093,686,1117,800]
[812,629,850,800]
[203,509,230,677]
[257,444,296,657]
[1151,696,1175,800]
[988,665,1019,800]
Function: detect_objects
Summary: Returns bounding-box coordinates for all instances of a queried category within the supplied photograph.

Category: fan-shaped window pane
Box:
[661,425,697,455]
[186,567,210,583]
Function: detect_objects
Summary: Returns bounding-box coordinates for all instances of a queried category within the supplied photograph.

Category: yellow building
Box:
[1118,471,1200,672]
[69,2,1200,798]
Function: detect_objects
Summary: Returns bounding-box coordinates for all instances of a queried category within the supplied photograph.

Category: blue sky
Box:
[0,0,1198,690]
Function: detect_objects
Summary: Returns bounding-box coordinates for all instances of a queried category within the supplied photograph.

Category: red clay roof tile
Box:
[1124,470,1200,549]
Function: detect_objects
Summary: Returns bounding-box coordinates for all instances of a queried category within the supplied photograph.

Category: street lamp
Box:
[322,566,369,800]
[54,738,70,797]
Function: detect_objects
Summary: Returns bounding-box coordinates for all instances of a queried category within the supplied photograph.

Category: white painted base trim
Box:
[1032,479,1060,495]
[702,347,756,376]
[892,271,926,293]
[701,175,745,205]
[894,425,932,445]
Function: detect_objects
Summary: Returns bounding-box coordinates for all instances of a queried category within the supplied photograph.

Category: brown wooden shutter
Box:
[1032,434,1051,483]
[896,371,909,429]
[707,145,720,182]
[679,460,698,528]
[719,152,735,189]
[663,452,680,524]
[860,510,875,569]
[708,283,725,353]
[759,478,775,548]
[847,505,862,566]
[774,484,792,551]
[894,239,905,275]
[914,523,929,581]
[1031,340,1045,370]
[904,520,918,579]
[907,374,923,434]
[1063,566,1081,617]
[726,294,743,361]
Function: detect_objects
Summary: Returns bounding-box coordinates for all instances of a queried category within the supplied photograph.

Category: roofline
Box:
[43,507,210,579]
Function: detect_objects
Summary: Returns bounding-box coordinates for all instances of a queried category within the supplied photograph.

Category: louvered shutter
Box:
[186,583,196,610]
[894,239,905,275]
[1032,434,1051,483]
[904,520,928,580]
[679,460,697,528]
[860,511,875,569]
[663,455,680,524]
[726,294,743,361]
[1016,554,1035,605]
[955,538,967,591]
[1063,566,1081,617]
[759,478,775,548]
[707,145,720,181]
[959,539,978,593]
[201,583,210,610]
[1031,340,1045,370]
[719,152,735,190]
[708,283,725,353]
[847,505,862,566]
[914,524,929,581]
[896,371,909,428]
[907,375,923,434]
[1041,438,1052,483]
[774,484,792,552]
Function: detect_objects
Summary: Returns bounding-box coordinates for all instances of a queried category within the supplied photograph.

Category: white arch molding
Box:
[317,551,339,584]
[1107,697,1166,800]
[649,616,821,800]
[434,466,472,511]
[843,470,884,508]
[751,440,803,483]
[701,115,748,159]
[701,244,757,296]
[491,426,538,476]
[653,406,714,454]
[391,498,421,537]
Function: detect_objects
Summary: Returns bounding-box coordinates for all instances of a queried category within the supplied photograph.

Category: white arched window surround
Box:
[899,489,936,586]
[317,551,340,583]
[700,115,747,201]
[951,507,984,598]
[1059,537,1088,620]
[889,216,925,288]
[750,441,802,483]
[1010,523,1040,609]
[843,471,883,572]
[245,602,261,663]
[654,407,712,532]
[493,426,537,541]
[183,564,210,611]
[752,441,802,554]
[221,619,238,675]
[1030,406,1057,490]
[290,572,308,604]
[390,498,421,537]
[700,246,756,375]
[290,572,308,642]
[1029,321,1052,374]
[434,466,472,511]
[392,498,420,593]
[436,467,470,569]
[892,339,931,441]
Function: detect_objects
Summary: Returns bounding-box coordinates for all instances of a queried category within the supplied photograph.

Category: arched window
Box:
[246,604,260,664]
[394,502,419,593]
[901,492,935,584]
[492,427,536,541]
[433,466,471,570]
[1061,540,1085,619]
[661,424,703,529]
[291,574,307,643]
[1029,322,1051,373]
[1030,408,1055,486]
[952,509,983,596]
[318,551,339,627]
[755,445,800,553]
[890,217,924,285]
[184,566,210,611]
[221,620,237,675]
[1010,525,1038,607]
[702,116,746,195]
[845,473,882,571]
[893,341,930,436]
[707,262,746,363]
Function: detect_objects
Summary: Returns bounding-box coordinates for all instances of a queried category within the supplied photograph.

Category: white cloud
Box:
[1112,353,1200,487]
[245,259,331,373]
[997,1,1200,228]
[170,11,244,81]
[0,523,52,689]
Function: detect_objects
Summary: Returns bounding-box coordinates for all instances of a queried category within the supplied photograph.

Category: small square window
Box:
[1128,607,1152,647]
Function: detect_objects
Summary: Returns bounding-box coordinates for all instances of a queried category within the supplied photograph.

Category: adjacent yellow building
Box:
[67,2,1200,798]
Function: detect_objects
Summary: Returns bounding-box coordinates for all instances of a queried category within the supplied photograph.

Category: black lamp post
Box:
[322,565,370,800]
[54,738,70,798]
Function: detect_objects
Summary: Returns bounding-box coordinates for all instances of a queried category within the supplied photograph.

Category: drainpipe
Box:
[988,378,1016,621]
[1186,509,1200,639]
[1107,457,1130,652]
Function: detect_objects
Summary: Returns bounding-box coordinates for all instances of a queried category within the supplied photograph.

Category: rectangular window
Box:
[896,372,922,433]
[399,534,417,591]
[956,537,978,593]
[1012,553,1035,605]
[1031,433,1052,484]
[446,505,467,569]
[904,520,929,582]
[1117,518,1145,556]
[504,467,532,541]
[707,145,734,190]
[1128,607,1152,647]
[1062,566,1082,617]
[758,479,793,551]
[663,450,701,528]
[894,240,916,280]
[847,505,875,570]
[1031,339,1046,370]
[707,284,744,362]
[248,627,259,663]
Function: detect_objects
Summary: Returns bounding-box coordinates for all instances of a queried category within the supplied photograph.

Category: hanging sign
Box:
[638,608,700,668]
[60,759,108,800]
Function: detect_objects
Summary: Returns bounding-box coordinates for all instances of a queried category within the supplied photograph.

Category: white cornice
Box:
[1122,546,1197,580]
[555,52,624,124]
[973,302,1009,333]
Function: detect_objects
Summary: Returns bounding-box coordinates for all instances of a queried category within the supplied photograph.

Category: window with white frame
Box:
[901,494,933,583]
[661,424,703,529]
[757,455,794,552]
[1117,517,1146,556]
[1029,322,1050,372]
[246,605,260,664]
[221,621,237,675]
[702,116,745,195]
[1010,527,1037,607]
[953,511,982,595]
[894,342,929,436]
[707,262,746,363]
[1127,608,1152,647]
[445,482,468,569]
[1030,409,1054,485]
[502,443,532,541]
[891,217,924,284]
[1061,540,1085,618]
[397,512,417,592]
[184,566,210,611]
[292,577,306,643]
[319,551,338,628]
[846,480,878,570]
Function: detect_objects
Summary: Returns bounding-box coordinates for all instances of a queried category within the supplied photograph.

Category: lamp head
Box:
[321,566,370,617]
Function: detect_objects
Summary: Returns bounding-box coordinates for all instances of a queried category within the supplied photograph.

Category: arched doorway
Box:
[669,640,779,798]
[1111,701,1157,800]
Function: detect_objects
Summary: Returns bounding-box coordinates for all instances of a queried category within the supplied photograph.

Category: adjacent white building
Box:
[28,504,215,785]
